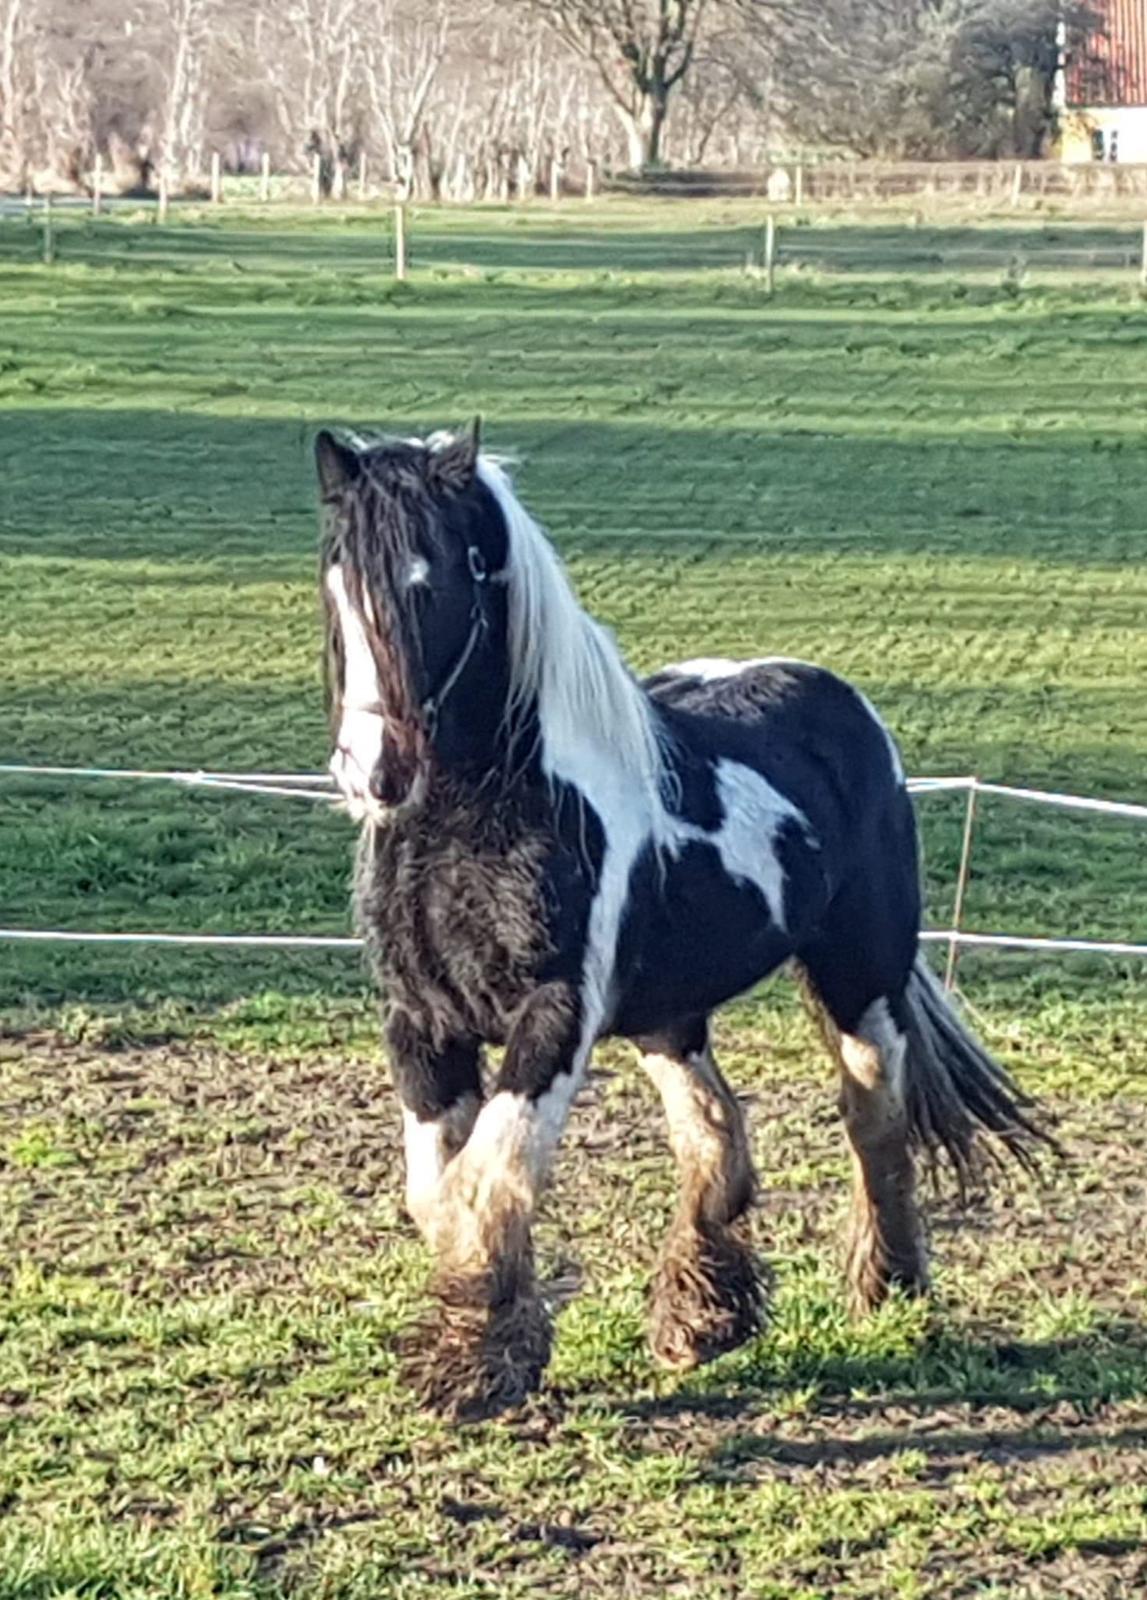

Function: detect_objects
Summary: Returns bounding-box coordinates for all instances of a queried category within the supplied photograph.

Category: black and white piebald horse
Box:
[317,423,1050,1416]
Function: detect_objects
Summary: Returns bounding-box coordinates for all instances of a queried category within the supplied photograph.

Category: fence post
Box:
[550,155,562,201]
[211,150,222,204]
[763,212,776,293]
[42,194,55,265]
[394,202,407,280]
[92,154,103,217]
[585,158,596,201]
[795,161,804,206]
[357,149,367,202]
[157,167,169,223]
[945,780,980,991]
[311,151,323,204]
[259,151,271,202]
[1011,162,1022,207]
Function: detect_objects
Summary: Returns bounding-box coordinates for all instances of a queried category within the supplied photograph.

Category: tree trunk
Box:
[616,85,670,170]
[641,87,669,167]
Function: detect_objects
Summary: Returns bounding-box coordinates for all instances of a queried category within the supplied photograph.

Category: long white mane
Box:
[476,455,667,801]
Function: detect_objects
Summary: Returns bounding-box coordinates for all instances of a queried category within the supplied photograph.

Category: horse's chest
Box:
[357,827,552,1034]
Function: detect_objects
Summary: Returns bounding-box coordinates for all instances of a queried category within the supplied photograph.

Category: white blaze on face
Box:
[326,563,385,820]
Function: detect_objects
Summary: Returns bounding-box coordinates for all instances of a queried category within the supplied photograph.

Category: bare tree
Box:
[672,13,777,166]
[363,0,451,198]
[520,0,713,168]
[154,0,211,181]
[426,9,606,201]
[0,0,29,186]
[256,0,361,189]
[1,0,114,189]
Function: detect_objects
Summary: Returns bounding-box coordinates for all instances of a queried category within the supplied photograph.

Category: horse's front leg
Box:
[401,980,591,1418]
[385,1009,484,1238]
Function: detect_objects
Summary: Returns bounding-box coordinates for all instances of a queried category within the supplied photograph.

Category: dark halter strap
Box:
[419,544,494,737]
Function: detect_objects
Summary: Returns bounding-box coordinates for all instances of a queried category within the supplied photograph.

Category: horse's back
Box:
[647,656,906,837]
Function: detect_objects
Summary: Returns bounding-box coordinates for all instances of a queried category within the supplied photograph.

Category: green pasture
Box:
[1,201,1145,1597]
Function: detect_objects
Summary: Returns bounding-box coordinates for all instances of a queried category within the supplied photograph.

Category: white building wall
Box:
[1062,104,1147,162]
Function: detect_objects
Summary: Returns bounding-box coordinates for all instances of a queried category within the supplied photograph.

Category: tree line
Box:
[0,1,1098,199]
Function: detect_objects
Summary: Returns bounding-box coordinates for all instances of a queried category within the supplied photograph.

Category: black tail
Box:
[899,955,1058,1196]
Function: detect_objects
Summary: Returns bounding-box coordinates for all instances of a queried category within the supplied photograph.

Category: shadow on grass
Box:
[4,411,1146,571]
[616,1316,1147,1460]
[6,216,1146,277]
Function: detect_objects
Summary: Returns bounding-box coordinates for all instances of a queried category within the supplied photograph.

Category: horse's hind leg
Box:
[636,1016,767,1369]
[802,974,929,1313]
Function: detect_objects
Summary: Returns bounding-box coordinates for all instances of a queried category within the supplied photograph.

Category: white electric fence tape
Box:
[1,766,1144,955]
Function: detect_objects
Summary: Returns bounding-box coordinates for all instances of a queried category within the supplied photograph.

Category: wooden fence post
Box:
[394,202,407,280]
[211,150,222,204]
[311,151,323,204]
[158,168,169,223]
[763,212,776,293]
[42,194,55,265]
[92,155,103,217]
[357,150,367,201]
[585,158,596,201]
[795,161,804,206]
[1011,162,1022,206]
[550,156,562,201]
[259,151,271,202]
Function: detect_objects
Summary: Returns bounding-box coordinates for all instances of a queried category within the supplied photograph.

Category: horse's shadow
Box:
[607,1315,1147,1478]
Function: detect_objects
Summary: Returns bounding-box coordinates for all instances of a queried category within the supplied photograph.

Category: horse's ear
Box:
[431,417,482,492]
[315,430,361,500]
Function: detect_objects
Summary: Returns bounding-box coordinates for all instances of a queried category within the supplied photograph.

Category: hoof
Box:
[838,1203,927,1318]
[847,1257,931,1317]
[649,1219,769,1371]
[401,1273,553,1420]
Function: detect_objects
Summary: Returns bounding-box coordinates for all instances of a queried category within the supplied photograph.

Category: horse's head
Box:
[316,423,512,820]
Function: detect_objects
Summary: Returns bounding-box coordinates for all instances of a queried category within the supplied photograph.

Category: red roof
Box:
[1067,0,1147,105]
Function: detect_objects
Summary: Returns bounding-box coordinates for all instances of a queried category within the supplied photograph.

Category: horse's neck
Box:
[536,694,666,827]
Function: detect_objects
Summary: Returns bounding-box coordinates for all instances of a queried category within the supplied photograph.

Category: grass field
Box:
[2,200,1146,1596]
